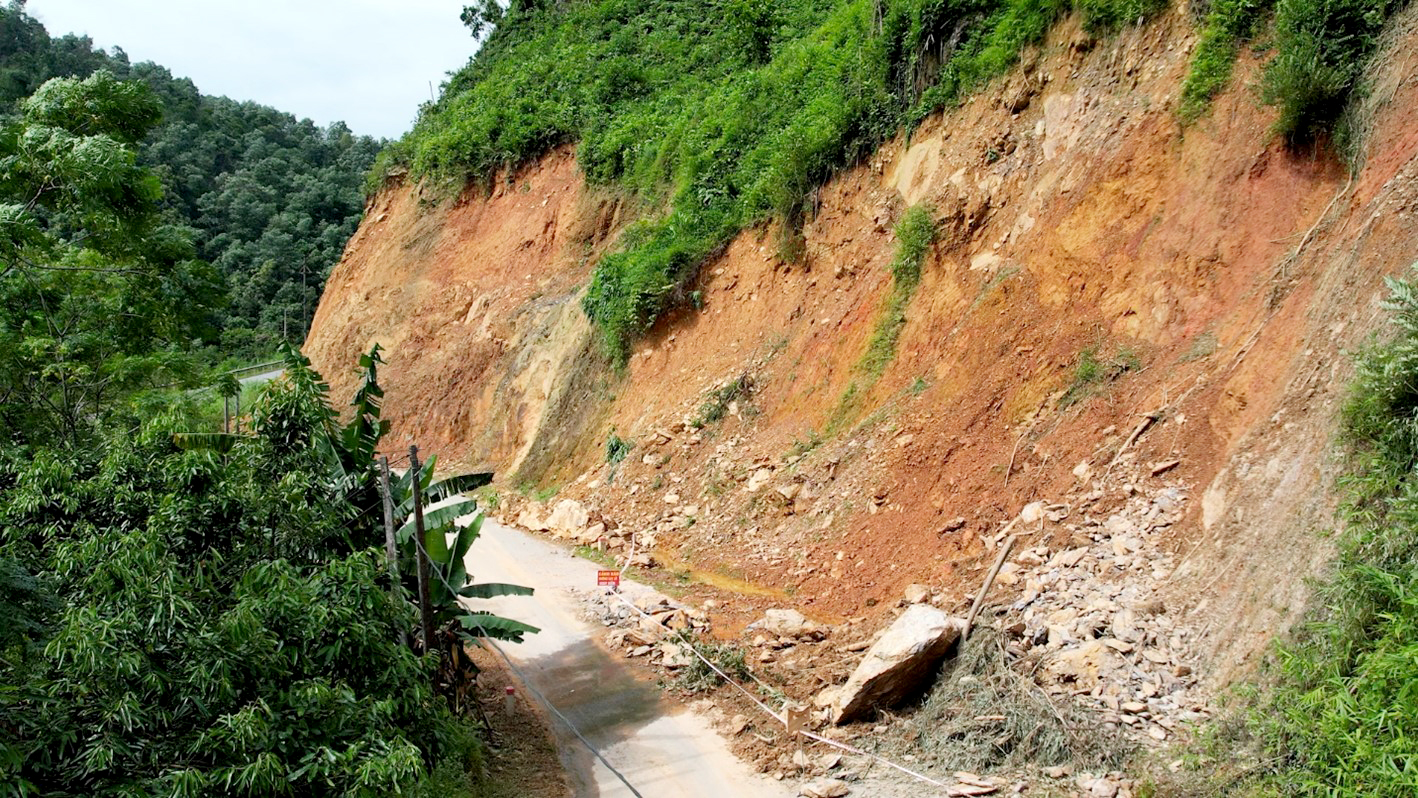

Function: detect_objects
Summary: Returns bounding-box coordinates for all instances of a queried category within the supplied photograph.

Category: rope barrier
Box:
[606,592,956,791]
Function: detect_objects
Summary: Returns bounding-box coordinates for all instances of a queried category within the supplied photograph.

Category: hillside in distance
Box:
[0,4,381,358]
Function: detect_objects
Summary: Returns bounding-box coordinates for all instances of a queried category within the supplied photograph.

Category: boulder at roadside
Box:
[824,605,965,724]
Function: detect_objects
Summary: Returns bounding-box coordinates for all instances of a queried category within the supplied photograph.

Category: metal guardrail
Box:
[227,359,283,376]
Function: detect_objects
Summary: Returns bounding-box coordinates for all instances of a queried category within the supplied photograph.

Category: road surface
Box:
[238,368,283,385]
[464,518,794,798]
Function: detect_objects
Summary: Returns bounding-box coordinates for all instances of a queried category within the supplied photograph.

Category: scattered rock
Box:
[902,583,931,604]
[545,499,590,539]
[1150,459,1180,476]
[799,777,850,797]
[747,468,774,492]
[757,609,824,640]
[1019,501,1047,524]
[1045,640,1123,690]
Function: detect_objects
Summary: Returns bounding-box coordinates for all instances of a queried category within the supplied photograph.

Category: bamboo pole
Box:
[377,456,408,648]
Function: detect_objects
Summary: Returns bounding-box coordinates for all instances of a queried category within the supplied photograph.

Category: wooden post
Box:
[784,702,808,774]
[964,532,1018,640]
[223,395,230,434]
[377,456,407,647]
[378,456,399,581]
[409,446,436,654]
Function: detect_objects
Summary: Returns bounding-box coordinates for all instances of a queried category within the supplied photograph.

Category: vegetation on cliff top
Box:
[1181,0,1407,149]
[381,0,1406,360]
[380,0,1150,360]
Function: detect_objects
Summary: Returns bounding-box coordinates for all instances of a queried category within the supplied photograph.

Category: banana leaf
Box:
[458,582,535,599]
[172,432,250,453]
[426,472,493,504]
[395,500,473,545]
[458,611,540,642]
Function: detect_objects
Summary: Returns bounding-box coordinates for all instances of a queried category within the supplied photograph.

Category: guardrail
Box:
[228,359,283,376]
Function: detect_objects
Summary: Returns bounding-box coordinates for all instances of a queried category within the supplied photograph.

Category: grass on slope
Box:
[1251,266,1418,796]
[827,204,936,431]
[1180,0,1408,147]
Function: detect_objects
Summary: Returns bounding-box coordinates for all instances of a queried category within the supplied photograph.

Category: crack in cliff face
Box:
[307,12,1418,710]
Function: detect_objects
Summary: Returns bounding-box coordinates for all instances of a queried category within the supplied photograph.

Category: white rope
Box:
[430,508,954,794]
[413,526,647,798]
[607,593,955,791]
[799,729,953,789]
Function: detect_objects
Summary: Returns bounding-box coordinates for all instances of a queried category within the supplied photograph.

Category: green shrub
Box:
[1262,0,1404,143]
[674,636,753,694]
[0,413,480,795]
[1058,345,1140,407]
[1254,266,1418,795]
[1179,0,1276,122]
[692,375,754,428]
[606,430,633,464]
[1076,0,1169,31]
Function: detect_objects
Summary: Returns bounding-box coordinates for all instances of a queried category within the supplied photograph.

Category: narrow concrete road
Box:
[238,368,283,385]
[464,518,794,798]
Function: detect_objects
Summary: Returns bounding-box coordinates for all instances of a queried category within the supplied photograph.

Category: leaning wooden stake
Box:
[378,456,399,581]
[377,456,407,647]
[964,531,1018,640]
[409,445,436,654]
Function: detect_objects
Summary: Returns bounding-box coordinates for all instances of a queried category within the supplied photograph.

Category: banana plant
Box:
[176,344,538,644]
[391,457,539,644]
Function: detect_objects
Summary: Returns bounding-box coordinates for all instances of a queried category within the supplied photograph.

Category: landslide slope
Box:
[307,1,1418,717]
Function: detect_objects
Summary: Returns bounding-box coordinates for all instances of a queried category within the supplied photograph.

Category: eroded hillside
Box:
[307,4,1418,766]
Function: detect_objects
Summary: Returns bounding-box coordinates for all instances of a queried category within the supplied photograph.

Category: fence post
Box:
[378,455,407,647]
[409,445,436,656]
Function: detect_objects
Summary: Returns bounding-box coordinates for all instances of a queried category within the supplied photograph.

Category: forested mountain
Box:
[0,1,381,356]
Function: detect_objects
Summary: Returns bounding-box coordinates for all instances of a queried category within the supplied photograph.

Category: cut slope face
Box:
[306,10,1418,698]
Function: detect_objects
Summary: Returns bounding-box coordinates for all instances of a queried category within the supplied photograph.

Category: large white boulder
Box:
[515,502,550,532]
[545,498,590,539]
[826,605,965,724]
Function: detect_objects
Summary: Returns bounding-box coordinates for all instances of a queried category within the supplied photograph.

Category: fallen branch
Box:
[964,532,1017,640]
[1109,411,1159,469]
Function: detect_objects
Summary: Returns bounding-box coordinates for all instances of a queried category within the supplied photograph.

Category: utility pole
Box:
[409,445,436,655]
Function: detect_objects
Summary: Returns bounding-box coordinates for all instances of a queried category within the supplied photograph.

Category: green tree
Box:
[0,4,382,358]
[0,70,220,447]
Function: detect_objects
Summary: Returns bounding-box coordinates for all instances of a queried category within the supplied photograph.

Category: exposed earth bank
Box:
[307,6,1418,790]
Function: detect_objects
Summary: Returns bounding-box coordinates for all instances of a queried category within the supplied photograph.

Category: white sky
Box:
[26,0,480,139]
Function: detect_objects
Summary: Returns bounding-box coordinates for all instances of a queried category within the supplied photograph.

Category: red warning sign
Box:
[597,569,621,588]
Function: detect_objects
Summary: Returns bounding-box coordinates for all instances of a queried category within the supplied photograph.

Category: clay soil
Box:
[308,7,1418,702]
